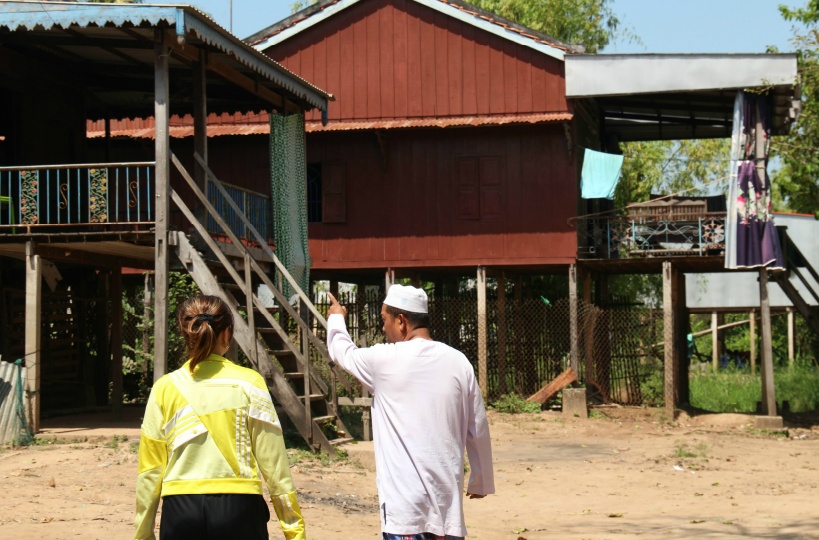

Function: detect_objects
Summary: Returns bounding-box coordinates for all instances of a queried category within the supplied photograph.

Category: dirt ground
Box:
[1,406,818,540]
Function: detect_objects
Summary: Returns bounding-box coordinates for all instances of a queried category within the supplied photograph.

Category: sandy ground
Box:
[1,407,818,540]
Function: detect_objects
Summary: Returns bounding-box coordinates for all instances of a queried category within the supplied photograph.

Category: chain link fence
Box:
[312,287,666,406]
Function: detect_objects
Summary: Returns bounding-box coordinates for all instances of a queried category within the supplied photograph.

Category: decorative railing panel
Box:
[577,213,726,259]
[0,162,155,231]
[207,182,271,243]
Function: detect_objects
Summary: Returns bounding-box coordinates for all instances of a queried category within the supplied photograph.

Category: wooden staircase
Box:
[773,227,819,337]
[169,152,353,455]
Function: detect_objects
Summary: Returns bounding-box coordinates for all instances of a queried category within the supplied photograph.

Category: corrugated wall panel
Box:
[0,360,26,445]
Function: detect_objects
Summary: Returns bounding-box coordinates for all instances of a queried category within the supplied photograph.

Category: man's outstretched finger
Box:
[328,292,339,305]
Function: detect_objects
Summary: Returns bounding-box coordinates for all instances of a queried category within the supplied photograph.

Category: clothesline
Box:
[567,173,732,225]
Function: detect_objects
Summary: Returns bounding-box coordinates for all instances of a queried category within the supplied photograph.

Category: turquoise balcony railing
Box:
[0,162,155,232]
[207,181,271,244]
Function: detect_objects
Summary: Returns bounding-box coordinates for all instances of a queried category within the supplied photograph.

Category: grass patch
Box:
[104,434,130,449]
[489,393,542,414]
[674,440,708,459]
[689,364,819,413]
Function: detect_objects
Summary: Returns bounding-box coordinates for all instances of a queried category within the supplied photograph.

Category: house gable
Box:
[258,0,570,125]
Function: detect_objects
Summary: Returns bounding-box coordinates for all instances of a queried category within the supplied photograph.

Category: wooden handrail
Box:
[193,152,328,329]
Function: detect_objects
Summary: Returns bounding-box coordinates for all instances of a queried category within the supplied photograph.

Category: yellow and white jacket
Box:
[135,354,305,540]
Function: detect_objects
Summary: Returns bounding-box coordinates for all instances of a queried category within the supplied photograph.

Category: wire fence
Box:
[311,288,667,405]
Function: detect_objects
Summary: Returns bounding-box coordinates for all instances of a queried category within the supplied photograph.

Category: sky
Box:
[177,0,807,53]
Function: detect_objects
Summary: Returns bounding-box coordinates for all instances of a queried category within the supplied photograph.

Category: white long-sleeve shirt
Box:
[327,313,494,537]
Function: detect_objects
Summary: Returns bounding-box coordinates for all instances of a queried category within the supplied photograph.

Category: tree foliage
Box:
[466,0,621,53]
[771,2,819,217]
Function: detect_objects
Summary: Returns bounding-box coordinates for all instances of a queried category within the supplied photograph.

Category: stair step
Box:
[312,415,336,424]
[329,437,354,446]
[284,372,305,379]
[269,349,296,357]
[299,393,325,402]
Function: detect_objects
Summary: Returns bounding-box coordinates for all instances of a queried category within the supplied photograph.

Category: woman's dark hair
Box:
[176,295,234,372]
[384,304,430,329]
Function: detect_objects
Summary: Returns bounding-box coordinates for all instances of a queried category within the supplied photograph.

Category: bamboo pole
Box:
[153,28,170,382]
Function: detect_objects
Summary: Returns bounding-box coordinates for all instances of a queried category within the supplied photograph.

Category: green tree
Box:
[467,0,622,53]
[772,2,819,217]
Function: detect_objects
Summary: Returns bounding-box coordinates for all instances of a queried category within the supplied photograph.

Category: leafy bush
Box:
[490,393,542,414]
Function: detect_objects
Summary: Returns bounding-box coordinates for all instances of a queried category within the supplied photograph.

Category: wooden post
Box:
[787,307,795,367]
[676,271,689,405]
[24,241,41,434]
[497,271,507,395]
[476,266,487,399]
[759,268,777,416]
[142,273,153,381]
[662,261,678,418]
[749,309,757,375]
[153,28,171,382]
[385,268,395,290]
[711,311,719,370]
[193,48,208,229]
[569,265,579,374]
[110,269,124,420]
[244,254,257,366]
[301,300,312,444]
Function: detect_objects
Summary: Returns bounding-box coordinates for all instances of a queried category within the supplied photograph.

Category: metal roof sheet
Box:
[0,1,331,116]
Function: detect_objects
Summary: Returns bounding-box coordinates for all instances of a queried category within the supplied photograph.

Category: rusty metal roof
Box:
[87,112,573,139]
[0,1,331,118]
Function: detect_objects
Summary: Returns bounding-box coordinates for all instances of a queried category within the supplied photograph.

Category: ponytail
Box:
[176,295,234,372]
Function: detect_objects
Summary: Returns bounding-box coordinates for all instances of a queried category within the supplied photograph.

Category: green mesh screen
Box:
[270,112,310,298]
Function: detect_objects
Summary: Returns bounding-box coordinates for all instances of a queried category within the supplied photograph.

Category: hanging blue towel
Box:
[581,148,624,199]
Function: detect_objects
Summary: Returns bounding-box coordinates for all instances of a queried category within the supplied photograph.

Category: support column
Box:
[142,273,153,382]
[193,48,208,229]
[569,265,579,374]
[787,307,795,367]
[497,271,507,395]
[153,28,171,382]
[476,266,487,400]
[24,241,41,434]
[384,268,395,290]
[749,309,757,375]
[759,268,776,416]
[676,271,689,405]
[662,261,679,418]
[110,269,124,420]
[711,311,719,370]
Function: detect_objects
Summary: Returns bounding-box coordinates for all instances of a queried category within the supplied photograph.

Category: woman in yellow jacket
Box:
[135,295,306,539]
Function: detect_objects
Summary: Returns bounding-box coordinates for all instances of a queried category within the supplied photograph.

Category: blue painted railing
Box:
[0,162,155,231]
[577,213,726,259]
[207,182,271,243]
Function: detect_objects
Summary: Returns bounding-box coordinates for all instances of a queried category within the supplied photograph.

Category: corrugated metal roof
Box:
[247,0,578,60]
[0,1,332,115]
[87,112,573,139]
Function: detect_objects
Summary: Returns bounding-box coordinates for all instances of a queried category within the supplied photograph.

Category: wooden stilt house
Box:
[0,2,351,453]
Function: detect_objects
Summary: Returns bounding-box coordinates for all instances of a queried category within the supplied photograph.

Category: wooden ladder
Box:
[169,152,353,455]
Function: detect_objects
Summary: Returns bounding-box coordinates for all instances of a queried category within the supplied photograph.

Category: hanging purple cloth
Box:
[725,92,785,270]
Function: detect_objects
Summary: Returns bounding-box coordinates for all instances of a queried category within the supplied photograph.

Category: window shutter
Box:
[323,163,346,223]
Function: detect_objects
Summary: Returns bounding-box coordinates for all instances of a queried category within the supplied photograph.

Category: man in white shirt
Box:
[326,284,495,540]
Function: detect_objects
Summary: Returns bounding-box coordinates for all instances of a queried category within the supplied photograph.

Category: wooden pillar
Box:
[676,271,689,405]
[142,273,153,381]
[24,241,41,434]
[759,268,777,416]
[193,48,208,228]
[384,268,395,290]
[497,271,507,395]
[787,307,795,367]
[662,261,679,418]
[476,266,487,399]
[749,309,757,375]
[711,311,719,370]
[569,265,579,373]
[153,28,171,382]
[110,269,124,420]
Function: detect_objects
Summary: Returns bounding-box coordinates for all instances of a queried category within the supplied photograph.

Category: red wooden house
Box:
[247,0,582,280]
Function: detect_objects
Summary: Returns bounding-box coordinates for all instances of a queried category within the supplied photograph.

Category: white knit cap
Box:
[383,284,428,314]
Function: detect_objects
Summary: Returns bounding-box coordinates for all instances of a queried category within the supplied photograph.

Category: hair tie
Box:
[194,313,215,325]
